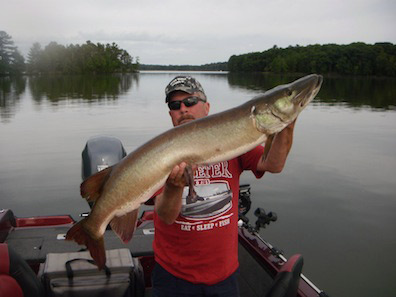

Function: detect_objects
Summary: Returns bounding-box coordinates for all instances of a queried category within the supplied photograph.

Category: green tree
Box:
[0,31,14,74]
[40,42,66,73]
[27,42,43,74]
[10,49,25,74]
[0,31,25,75]
[270,56,288,73]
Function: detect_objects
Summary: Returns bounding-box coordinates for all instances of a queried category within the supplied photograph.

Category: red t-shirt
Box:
[153,146,264,285]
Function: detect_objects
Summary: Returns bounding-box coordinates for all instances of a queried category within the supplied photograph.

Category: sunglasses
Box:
[168,96,206,110]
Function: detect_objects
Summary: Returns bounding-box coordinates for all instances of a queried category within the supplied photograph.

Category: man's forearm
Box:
[155,162,188,224]
[257,120,296,173]
[155,184,183,224]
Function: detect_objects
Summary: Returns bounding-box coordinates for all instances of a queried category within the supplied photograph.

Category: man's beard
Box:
[178,115,195,125]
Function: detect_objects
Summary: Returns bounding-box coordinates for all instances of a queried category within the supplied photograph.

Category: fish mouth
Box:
[306,75,323,104]
[295,89,311,107]
[316,75,323,88]
[293,74,323,107]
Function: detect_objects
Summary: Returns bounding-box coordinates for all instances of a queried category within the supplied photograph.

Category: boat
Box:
[181,183,232,218]
[0,136,329,297]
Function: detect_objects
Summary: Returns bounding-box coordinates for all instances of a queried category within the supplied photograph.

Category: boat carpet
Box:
[238,241,274,297]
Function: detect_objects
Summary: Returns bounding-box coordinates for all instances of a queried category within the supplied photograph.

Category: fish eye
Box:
[286,89,293,97]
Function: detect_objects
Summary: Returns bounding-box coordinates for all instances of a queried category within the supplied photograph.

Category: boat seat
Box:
[265,254,304,297]
[0,243,24,297]
[0,243,44,297]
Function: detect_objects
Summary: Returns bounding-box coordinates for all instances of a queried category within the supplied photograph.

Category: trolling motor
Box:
[238,208,277,233]
[238,185,277,233]
[254,208,277,230]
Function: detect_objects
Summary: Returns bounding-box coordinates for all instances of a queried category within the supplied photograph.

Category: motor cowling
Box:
[81,136,127,180]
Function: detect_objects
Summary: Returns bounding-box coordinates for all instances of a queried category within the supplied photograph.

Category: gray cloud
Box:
[1,0,395,65]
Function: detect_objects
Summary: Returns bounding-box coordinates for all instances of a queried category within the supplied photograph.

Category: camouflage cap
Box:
[165,76,207,102]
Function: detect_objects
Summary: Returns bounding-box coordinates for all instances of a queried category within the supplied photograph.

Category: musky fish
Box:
[66,74,323,269]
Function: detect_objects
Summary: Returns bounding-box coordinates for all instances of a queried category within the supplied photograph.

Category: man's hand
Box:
[166,162,188,188]
[155,162,196,224]
[166,162,198,188]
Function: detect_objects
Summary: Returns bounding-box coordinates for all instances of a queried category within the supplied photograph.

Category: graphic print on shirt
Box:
[175,162,234,231]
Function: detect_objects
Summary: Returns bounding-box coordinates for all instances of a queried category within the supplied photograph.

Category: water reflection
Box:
[28,73,139,103]
[1,72,396,123]
[318,76,396,110]
[228,72,300,92]
[227,72,396,110]
[0,76,27,122]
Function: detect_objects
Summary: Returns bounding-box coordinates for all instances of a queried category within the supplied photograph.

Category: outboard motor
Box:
[82,135,127,180]
[81,136,127,208]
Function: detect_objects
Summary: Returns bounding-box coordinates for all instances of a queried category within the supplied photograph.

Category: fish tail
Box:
[66,219,106,269]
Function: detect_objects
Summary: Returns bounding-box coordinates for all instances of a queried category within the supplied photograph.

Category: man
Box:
[152,76,296,297]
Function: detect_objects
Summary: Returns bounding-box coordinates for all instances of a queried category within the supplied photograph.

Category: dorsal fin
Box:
[80,166,113,202]
[109,208,139,243]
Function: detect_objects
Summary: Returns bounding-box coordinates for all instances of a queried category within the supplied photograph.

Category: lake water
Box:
[1,72,396,297]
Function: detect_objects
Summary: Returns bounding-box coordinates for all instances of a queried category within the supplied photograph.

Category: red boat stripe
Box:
[0,243,10,274]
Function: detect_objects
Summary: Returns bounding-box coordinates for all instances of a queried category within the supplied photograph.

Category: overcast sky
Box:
[1,0,395,65]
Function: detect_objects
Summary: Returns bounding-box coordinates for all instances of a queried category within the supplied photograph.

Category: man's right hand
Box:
[166,162,188,188]
[155,162,196,224]
[166,162,197,188]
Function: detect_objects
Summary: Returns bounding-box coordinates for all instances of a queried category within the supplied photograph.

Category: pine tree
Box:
[0,31,25,75]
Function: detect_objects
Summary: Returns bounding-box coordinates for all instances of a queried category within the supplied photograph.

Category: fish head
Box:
[251,74,323,134]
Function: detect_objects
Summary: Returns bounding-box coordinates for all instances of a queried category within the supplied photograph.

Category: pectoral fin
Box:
[262,133,276,161]
[110,208,139,244]
[80,166,113,202]
[184,165,199,204]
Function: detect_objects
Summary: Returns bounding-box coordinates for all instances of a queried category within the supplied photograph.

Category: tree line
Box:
[27,41,139,74]
[228,42,396,76]
[0,30,139,75]
[139,62,227,71]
